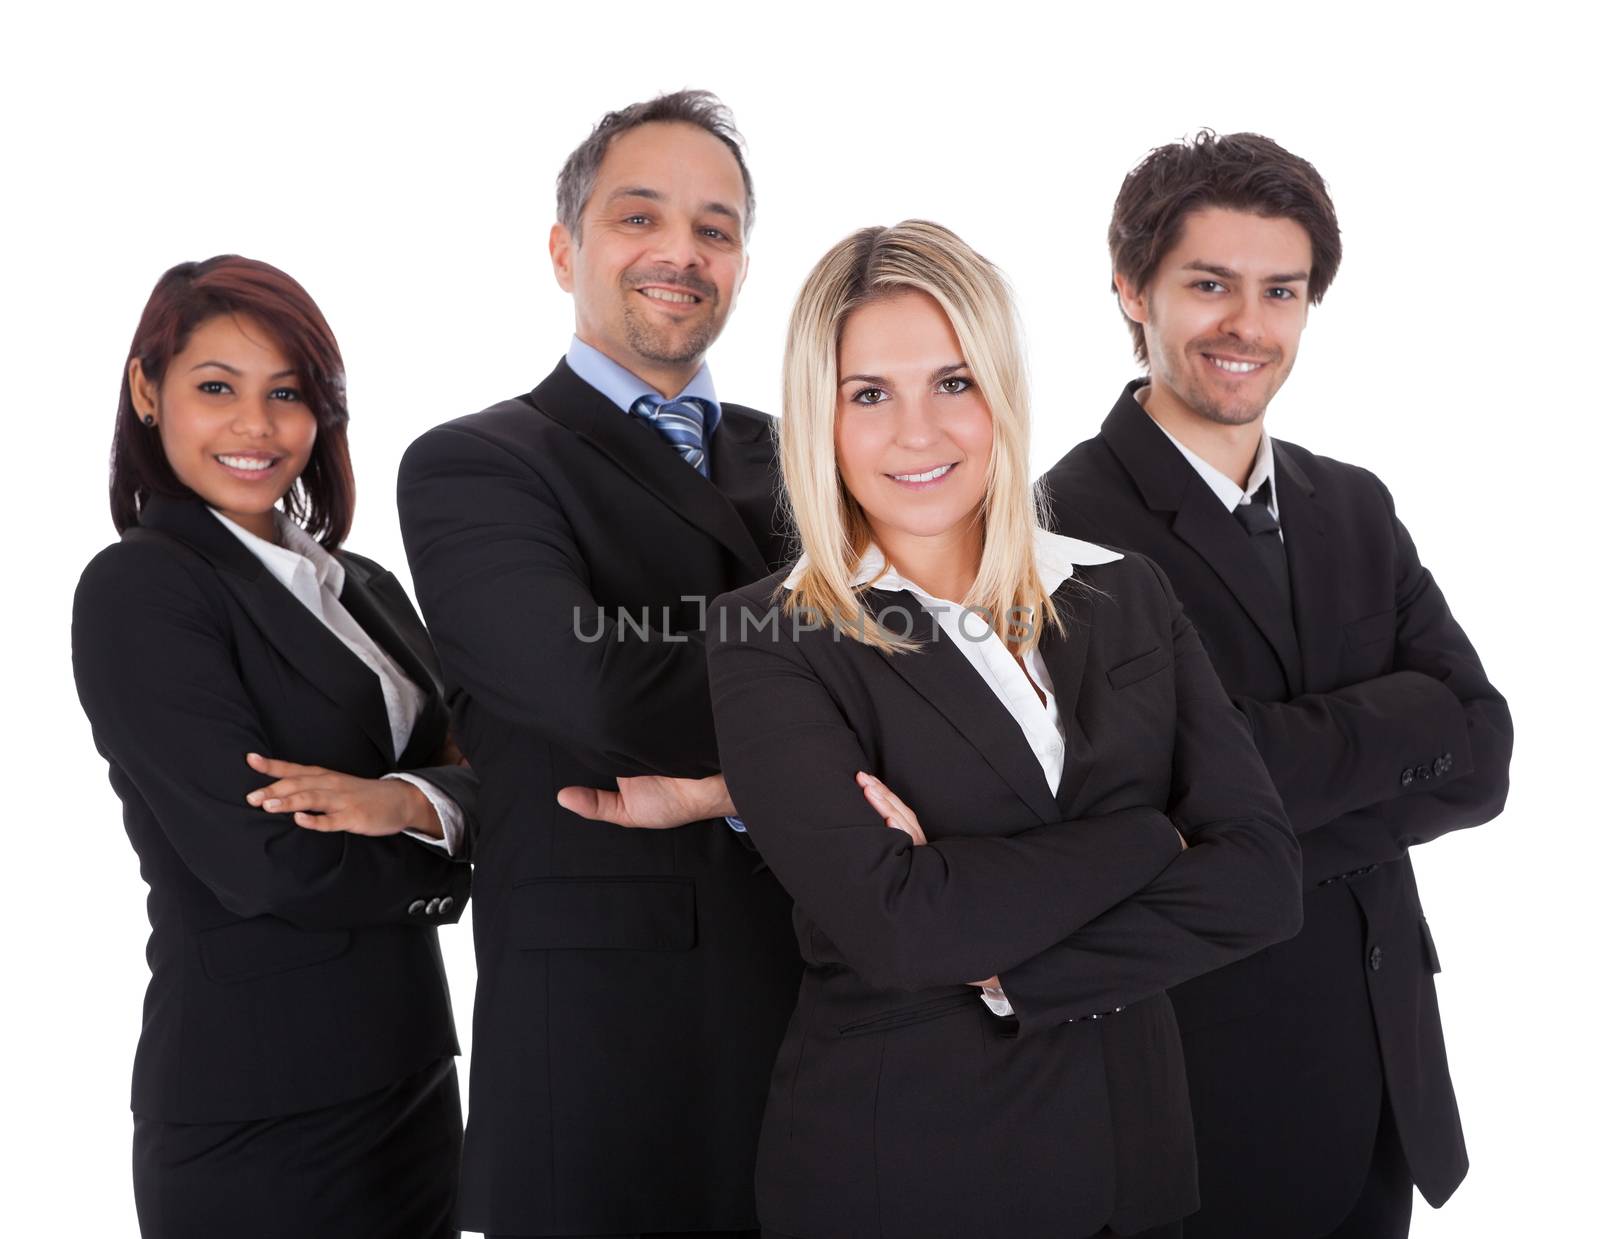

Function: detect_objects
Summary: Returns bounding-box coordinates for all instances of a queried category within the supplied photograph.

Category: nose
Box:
[231,394,277,437]
[1217,293,1266,345]
[892,392,940,451]
[650,217,704,272]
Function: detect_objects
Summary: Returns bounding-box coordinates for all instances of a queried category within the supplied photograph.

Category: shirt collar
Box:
[782,528,1123,602]
[208,507,344,595]
[566,335,720,415]
[1140,394,1276,517]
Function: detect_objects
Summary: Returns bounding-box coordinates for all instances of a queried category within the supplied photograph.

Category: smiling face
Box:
[550,121,749,395]
[1119,206,1313,427]
[129,313,317,541]
[834,290,994,576]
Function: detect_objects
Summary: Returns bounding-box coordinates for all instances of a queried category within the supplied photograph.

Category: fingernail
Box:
[263,798,280,811]
[246,793,260,805]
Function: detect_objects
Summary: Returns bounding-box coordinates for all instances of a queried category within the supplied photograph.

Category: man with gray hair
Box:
[399,91,801,1239]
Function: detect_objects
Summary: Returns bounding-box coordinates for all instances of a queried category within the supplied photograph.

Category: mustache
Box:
[624,266,718,301]
[1189,338,1279,364]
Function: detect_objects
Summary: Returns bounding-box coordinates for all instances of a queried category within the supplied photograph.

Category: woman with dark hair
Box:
[72,255,472,1238]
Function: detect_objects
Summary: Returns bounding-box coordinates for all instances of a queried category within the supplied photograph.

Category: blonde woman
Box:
[704,222,1303,1239]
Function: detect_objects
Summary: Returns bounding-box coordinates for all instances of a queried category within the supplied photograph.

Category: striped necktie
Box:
[629,394,719,478]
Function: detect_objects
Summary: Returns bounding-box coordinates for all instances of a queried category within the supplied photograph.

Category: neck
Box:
[576,330,701,399]
[1141,378,1264,490]
[219,506,281,544]
[871,517,984,604]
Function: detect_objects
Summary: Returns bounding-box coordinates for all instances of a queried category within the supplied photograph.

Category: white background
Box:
[4,2,1594,1234]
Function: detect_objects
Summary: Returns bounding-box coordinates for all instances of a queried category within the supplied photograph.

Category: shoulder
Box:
[401,395,553,473]
[1273,436,1389,502]
[74,531,227,643]
[335,546,395,581]
[710,568,793,627]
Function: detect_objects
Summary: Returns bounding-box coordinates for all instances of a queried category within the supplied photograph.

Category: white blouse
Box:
[210,509,464,855]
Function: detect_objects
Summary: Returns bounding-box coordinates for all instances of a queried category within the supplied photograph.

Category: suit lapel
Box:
[527,361,770,579]
[336,562,451,766]
[1102,385,1305,693]
[136,495,394,763]
[864,590,1060,825]
[1275,446,1337,693]
[1038,584,1096,813]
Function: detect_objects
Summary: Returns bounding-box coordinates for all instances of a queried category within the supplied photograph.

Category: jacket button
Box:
[438,896,454,915]
[1400,768,1415,788]
[1433,756,1447,777]
[425,897,442,915]
[1442,752,1454,772]
[407,899,426,916]
[1369,945,1384,972]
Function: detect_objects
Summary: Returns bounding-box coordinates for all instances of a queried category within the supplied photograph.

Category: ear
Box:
[549,222,576,293]
[1112,272,1149,326]
[128,357,159,423]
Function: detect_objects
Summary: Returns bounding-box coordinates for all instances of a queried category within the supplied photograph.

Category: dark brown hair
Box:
[556,89,754,237]
[110,255,355,546]
[1109,130,1342,364]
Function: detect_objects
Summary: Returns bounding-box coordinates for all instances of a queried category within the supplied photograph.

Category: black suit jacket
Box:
[71,494,472,1124]
[398,360,803,1235]
[1041,383,1513,1235]
[705,552,1302,1239]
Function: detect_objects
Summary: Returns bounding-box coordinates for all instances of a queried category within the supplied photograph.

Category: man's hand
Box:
[245,753,442,838]
[557,773,734,830]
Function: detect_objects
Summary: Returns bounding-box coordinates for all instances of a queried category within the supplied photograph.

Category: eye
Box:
[700,227,726,240]
[851,386,889,406]
[1266,287,1297,301]
[270,386,303,402]
[623,213,651,226]
[937,376,973,395]
[1192,279,1225,294]
[197,380,232,395]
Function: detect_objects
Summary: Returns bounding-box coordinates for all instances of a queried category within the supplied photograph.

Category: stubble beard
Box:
[621,298,722,368]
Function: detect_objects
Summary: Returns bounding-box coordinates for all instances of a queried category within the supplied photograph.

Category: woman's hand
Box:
[556,773,735,830]
[857,772,927,845]
[244,753,441,838]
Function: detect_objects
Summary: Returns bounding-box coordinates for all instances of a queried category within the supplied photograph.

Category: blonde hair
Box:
[780,220,1061,654]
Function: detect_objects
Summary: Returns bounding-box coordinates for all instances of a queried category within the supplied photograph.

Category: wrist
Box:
[398,779,443,838]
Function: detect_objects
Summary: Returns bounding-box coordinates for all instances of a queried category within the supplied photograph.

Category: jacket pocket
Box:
[1342,608,1396,650]
[510,876,697,951]
[836,992,975,1038]
[1106,646,1170,690]
[197,920,351,985]
[1420,917,1442,974]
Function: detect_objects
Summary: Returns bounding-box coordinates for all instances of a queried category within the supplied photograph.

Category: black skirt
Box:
[133,1054,461,1239]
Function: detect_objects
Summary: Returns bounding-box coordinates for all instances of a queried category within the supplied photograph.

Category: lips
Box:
[215,453,283,480]
[638,286,701,305]
[1202,353,1268,375]
[887,462,957,489]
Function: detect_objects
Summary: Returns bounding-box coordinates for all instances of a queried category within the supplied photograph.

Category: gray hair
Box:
[556,89,755,238]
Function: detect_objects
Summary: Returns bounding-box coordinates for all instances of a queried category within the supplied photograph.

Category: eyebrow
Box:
[1182,260,1309,283]
[838,361,971,386]
[189,360,298,379]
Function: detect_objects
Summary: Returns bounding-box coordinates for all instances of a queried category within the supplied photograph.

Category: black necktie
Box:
[1233,478,1291,610]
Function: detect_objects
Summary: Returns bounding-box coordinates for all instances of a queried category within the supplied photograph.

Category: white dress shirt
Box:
[210,509,465,855]
[785,529,1124,1016]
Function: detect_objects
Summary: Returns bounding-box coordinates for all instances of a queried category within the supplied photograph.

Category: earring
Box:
[142,414,156,427]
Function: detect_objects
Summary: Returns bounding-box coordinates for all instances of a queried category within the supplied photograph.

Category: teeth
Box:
[218,455,275,471]
[1208,357,1263,374]
[641,288,698,304]
[892,464,954,483]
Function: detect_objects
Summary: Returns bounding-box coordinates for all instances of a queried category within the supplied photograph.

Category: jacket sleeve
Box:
[1230,484,1512,856]
[398,421,719,777]
[996,561,1304,1034]
[706,590,1190,994]
[396,762,478,859]
[72,541,470,931]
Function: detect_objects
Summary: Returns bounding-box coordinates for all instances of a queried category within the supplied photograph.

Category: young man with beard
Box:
[1040,132,1512,1238]
[398,92,801,1239]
